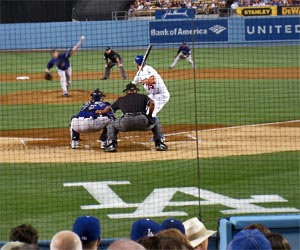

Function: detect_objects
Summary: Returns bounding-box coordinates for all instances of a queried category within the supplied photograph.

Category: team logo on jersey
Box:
[209,25,227,35]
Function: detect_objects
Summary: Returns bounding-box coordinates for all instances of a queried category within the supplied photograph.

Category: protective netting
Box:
[0,1,299,241]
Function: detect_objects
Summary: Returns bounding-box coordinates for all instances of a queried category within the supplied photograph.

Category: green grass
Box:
[0,151,298,240]
[0,46,299,74]
[0,79,299,130]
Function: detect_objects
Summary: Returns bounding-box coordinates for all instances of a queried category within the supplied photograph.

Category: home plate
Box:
[16,76,30,80]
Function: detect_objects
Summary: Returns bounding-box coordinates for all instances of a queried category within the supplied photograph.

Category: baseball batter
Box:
[132,55,170,117]
[70,89,114,149]
[170,42,194,68]
[45,36,84,97]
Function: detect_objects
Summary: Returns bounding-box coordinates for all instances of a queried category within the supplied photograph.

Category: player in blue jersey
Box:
[170,42,194,68]
[70,89,115,149]
[45,36,84,97]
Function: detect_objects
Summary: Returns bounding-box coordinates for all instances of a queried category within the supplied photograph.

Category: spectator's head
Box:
[130,218,161,241]
[50,230,82,250]
[108,239,146,250]
[72,216,101,250]
[267,233,291,250]
[227,229,272,250]
[105,47,112,54]
[244,224,271,236]
[183,217,216,250]
[138,235,193,250]
[51,49,59,59]
[156,229,191,247]
[9,224,38,244]
[161,218,185,234]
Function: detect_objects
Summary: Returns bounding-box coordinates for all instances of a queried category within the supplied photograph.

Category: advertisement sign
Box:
[149,19,228,43]
[237,6,277,16]
[245,17,300,41]
[278,6,300,15]
[155,8,196,19]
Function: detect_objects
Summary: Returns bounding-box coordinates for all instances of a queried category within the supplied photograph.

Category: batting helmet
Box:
[135,55,145,66]
[91,88,105,101]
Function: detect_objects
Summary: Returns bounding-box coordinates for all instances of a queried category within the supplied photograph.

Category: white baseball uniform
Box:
[135,65,170,117]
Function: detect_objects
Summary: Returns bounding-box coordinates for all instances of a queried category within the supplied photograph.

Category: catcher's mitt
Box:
[44,72,53,81]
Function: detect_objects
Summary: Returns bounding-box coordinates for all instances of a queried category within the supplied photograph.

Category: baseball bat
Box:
[135,44,152,77]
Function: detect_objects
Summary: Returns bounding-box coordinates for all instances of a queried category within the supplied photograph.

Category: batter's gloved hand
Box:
[147,115,156,126]
[44,72,53,81]
[132,75,141,84]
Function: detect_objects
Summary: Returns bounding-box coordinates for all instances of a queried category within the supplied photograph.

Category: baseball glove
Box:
[44,72,53,81]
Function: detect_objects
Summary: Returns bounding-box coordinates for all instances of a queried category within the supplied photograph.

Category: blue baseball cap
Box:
[227,229,272,250]
[161,218,185,234]
[72,216,101,242]
[130,219,161,241]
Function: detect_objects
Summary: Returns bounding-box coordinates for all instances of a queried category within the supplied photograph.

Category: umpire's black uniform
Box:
[101,47,127,80]
[99,83,168,152]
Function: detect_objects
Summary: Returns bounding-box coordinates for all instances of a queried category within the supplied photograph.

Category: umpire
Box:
[96,83,168,152]
[101,47,127,80]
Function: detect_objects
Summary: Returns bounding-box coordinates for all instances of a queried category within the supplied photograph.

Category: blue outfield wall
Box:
[0,17,299,50]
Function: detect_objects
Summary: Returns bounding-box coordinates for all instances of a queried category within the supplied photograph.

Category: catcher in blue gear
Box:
[70,89,114,149]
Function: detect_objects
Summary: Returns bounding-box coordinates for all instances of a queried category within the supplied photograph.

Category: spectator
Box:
[1,242,24,250]
[267,233,291,250]
[227,229,272,250]
[161,218,185,234]
[9,224,38,245]
[108,239,146,250]
[130,219,161,241]
[156,229,192,247]
[138,235,193,250]
[50,231,82,250]
[11,244,39,250]
[183,217,216,250]
[72,216,101,250]
[244,224,271,236]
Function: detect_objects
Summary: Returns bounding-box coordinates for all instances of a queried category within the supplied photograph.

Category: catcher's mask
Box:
[91,88,106,101]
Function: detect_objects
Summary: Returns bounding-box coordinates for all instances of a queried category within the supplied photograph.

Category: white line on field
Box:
[202,120,300,132]
[164,120,299,139]
[0,137,52,141]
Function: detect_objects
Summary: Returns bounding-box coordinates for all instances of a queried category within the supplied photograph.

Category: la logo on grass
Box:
[64,181,299,218]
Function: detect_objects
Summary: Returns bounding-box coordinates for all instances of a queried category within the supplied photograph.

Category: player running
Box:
[45,36,84,97]
[169,42,194,68]
[70,89,115,149]
[101,47,127,80]
[132,55,170,117]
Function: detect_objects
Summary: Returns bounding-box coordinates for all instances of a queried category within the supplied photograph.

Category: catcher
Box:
[169,42,194,68]
[70,89,114,149]
[45,36,84,97]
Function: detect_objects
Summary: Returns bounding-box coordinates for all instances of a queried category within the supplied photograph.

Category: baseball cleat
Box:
[100,77,108,80]
[99,140,106,149]
[104,144,117,152]
[63,93,69,97]
[71,140,79,149]
[155,141,168,151]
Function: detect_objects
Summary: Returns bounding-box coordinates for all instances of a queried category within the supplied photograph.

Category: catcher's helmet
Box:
[91,88,105,101]
[135,55,145,66]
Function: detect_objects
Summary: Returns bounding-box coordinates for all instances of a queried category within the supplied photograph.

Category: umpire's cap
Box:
[91,88,105,101]
[123,83,139,92]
